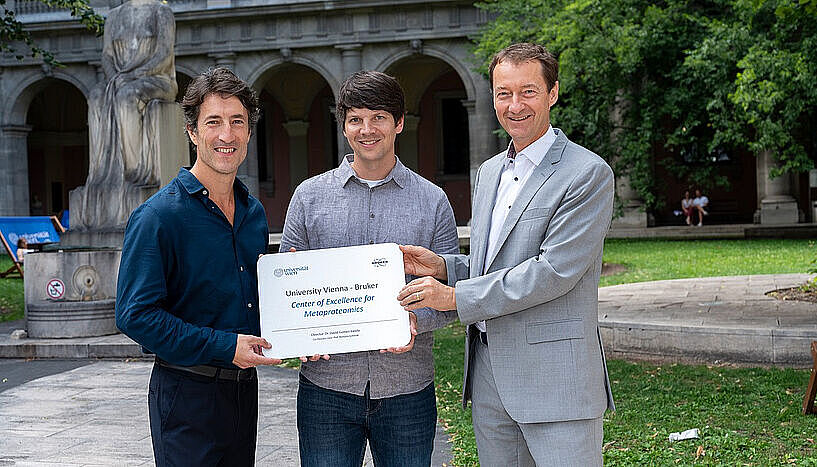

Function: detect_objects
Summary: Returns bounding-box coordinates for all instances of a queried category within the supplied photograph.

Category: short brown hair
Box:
[489,43,558,91]
[182,67,260,133]
[336,71,405,126]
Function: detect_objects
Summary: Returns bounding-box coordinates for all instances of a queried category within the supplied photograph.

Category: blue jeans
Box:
[297,375,437,467]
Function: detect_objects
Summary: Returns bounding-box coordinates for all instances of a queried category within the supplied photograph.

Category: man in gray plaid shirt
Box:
[279,71,459,466]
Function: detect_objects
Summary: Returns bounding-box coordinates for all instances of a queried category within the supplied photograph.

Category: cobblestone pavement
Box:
[0,360,452,466]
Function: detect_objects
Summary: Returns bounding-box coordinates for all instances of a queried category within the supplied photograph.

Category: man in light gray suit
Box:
[397,42,615,466]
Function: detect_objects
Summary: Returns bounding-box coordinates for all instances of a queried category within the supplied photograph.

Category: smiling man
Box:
[279,71,459,466]
[397,43,616,466]
[116,67,281,467]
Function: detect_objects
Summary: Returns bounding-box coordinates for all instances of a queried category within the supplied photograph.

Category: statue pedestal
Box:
[23,249,121,338]
[612,206,648,228]
[760,197,799,225]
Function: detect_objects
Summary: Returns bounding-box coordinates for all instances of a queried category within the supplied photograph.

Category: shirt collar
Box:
[506,125,556,168]
[176,167,249,202]
[337,154,408,189]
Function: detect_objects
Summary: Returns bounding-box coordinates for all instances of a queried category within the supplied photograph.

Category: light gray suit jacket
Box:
[443,129,615,423]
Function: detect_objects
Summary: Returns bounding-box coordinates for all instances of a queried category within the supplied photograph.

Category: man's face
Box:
[343,107,404,165]
[492,60,559,152]
[188,94,250,177]
[695,190,702,197]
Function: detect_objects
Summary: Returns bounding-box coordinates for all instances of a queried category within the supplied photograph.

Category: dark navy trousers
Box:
[148,364,258,467]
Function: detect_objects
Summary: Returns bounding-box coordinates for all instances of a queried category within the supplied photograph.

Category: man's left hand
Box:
[397,277,456,311]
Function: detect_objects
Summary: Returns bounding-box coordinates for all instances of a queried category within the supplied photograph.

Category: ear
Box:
[186,124,198,147]
[549,81,559,107]
[395,115,405,135]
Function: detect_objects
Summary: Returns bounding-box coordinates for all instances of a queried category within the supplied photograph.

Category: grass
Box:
[432,238,817,466]
[0,257,23,322]
[600,238,815,287]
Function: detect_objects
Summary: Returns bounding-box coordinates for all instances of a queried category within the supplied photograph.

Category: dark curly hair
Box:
[181,67,260,133]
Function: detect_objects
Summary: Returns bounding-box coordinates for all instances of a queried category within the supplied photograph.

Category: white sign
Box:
[258,243,410,359]
[46,278,65,299]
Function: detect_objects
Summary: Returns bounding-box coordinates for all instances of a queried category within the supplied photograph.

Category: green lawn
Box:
[600,238,815,287]
[0,257,23,322]
[433,238,816,466]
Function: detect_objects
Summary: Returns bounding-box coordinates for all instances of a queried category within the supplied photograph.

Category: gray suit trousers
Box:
[471,338,603,466]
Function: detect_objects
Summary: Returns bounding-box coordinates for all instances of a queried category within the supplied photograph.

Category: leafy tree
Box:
[1,0,104,66]
[474,0,816,211]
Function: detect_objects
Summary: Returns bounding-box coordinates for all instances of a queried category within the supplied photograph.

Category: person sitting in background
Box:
[681,190,694,225]
[16,238,33,262]
[692,189,709,226]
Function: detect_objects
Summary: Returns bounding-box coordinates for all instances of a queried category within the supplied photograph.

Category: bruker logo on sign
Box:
[371,258,389,268]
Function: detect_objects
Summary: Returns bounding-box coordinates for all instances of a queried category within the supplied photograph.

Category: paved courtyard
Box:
[0,360,451,466]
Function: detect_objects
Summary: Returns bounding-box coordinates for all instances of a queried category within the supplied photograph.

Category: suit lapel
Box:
[484,131,567,271]
[472,154,504,277]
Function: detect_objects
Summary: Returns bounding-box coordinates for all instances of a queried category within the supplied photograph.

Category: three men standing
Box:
[117,41,613,466]
[399,42,615,465]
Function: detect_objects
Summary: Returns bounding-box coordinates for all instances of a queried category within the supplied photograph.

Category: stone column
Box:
[282,120,310,191]
[757,149,798,224]
[611,175,648,228]
[465,91,498,199]
[335,44,362,163]
[329,106,351,164]
[0,125,32,216]
[337,43,363,78]
[209,52,236,69]
[399,114,420,171]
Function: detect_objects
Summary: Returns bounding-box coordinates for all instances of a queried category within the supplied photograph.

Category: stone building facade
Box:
[1,0,811,229]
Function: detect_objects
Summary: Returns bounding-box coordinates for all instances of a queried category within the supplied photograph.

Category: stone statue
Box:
[71,0,177,231]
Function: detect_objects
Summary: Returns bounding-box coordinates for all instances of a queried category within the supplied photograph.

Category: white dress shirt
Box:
[476,126,557,333]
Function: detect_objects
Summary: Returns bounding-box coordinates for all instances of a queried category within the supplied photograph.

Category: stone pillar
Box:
[337,43,363,78]
[465,91,498,199]
[335,44,362,163]
[399,114,420,171]
[611,174,648,228]
[330,106,351,164]
[209,52,236,69]
[0,125,32,216]
[282,120,310,190]
[757,149,798,224]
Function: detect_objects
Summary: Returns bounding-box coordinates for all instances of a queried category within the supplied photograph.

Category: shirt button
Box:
[514,177,518,182]
[370,213,375,218]
[247,303,252,308]
[369,240,374,244]
[202,190,208,196]
[240,266,244,272]
[508,205,512,209]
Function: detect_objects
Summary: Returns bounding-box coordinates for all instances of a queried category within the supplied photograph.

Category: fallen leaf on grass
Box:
[696,445,704,460]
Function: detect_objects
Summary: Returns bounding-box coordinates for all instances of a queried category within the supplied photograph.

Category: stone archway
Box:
[386,56,471,224]
[252,63,337,231]
[25,79,90,221]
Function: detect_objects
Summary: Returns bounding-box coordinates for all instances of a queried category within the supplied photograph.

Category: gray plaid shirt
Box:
[280,155,459,398]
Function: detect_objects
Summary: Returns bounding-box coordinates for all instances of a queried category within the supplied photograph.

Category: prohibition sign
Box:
[46,278,65,299]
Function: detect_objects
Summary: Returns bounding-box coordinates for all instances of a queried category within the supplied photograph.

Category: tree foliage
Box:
[0,0,104,66]
[474,0,817,209]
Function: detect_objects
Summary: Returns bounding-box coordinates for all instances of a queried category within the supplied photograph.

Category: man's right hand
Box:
[399,245,447,280]
[233,334,282,368]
